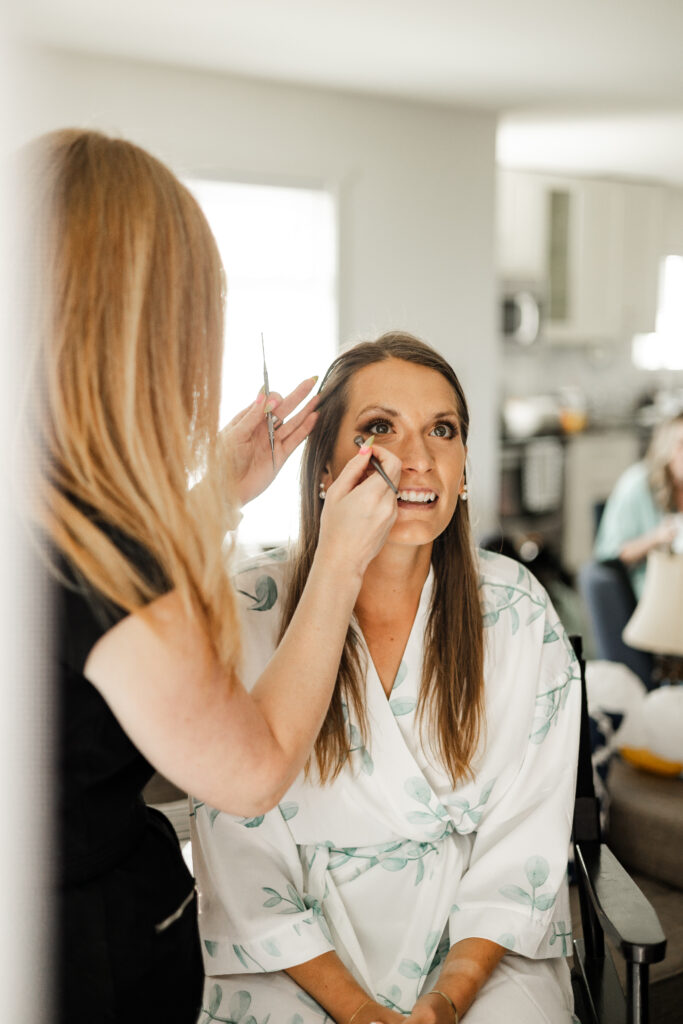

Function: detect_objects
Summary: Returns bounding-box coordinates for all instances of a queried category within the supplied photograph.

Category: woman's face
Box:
[668,421,683,486]
[321,358,467,549]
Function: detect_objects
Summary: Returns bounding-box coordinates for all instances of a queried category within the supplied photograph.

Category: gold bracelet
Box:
[348,996,373,1024]
[431,989,459,1024]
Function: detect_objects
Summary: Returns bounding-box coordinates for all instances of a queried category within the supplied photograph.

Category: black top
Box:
[55,539,203,1024]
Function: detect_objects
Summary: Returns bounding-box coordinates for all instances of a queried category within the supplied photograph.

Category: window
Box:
[186,179,337,549]
[632,255,683,371]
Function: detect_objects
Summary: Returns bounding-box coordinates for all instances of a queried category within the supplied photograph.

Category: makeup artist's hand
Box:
[221,376,319,505]
[317,443,401,578]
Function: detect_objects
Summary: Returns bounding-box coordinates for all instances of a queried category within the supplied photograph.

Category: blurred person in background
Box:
[594,413,683,598]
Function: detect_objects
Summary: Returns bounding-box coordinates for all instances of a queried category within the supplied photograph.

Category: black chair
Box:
[569,635,667,1024]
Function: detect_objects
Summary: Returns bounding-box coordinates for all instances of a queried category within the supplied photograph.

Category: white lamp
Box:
[623,549,683,658]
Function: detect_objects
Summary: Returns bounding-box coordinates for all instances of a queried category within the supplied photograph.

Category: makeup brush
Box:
[353,435,399,495]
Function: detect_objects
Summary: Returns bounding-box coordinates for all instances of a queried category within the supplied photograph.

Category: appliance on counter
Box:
[501,284,543,346]
[500,437,565,518]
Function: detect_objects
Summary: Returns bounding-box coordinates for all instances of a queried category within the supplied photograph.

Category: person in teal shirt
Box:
[594,414,683,598]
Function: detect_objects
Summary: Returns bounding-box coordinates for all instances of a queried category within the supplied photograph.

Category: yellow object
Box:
[620,746,683,778]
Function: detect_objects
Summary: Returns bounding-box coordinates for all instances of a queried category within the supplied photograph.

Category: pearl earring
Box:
[461,482,468,501]
[319,483,326,501]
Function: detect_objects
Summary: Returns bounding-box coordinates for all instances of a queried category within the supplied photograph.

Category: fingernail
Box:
[264,398,280,414]
[359,436,375,454]
[255,389,266,404]
[309,375,319,384]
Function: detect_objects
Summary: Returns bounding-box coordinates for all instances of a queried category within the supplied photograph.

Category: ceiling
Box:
[16,0,683,184]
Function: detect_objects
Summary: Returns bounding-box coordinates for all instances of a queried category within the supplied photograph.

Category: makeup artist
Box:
[20,130,400,1024]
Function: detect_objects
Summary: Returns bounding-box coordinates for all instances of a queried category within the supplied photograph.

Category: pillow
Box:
[617,684,683,777]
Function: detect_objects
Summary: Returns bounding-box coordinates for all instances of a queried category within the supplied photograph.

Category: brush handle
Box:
[353,436,398,494]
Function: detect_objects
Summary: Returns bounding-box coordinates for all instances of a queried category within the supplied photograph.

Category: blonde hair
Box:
[280,332,484,786]
[21,129,240,670]
[647,413,683,512]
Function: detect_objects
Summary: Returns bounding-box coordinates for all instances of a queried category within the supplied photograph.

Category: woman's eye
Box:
[431,422,456,438]
[366,420,392,436]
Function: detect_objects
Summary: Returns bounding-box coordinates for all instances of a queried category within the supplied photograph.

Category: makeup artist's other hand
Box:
[221,377,319,505]
[318,443,401,579]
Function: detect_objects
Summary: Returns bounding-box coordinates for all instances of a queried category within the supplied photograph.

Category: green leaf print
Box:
[498,933,516,950]
[209,984,222,1016]
[550,920,572,956]
[233,945,249,970]
[398,958,423,979]
[499,884,533,907]
[543,622,560,643]
[237,575,278,612]
[392,661,408,689]
[287,884,307,911]
[482,609,500,627]
[390,697,417,717]
[260,938,281,957]
[499,855,556,918]
[209,808,221,827]
[279,802,299,821]
[289,1016,305,1024]
[377,984,411,1014]
[360,747,375,775]
[229,991,251,1021]
[525,855,550,887]
[381,857,408,871]
[349,723,374,775]
[204,940,218,957]
[407,811,439,825]
[404,777,433,805]
[425,930,440,958]
[240,815,265,828]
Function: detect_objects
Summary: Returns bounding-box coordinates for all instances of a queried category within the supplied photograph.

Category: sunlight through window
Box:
[632,255,683,371]
[187,179,337,549]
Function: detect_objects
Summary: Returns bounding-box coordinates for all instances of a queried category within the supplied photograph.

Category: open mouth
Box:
[397,489,438,508]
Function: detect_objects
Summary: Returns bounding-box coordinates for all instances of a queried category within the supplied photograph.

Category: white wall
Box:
[18,47,499,532]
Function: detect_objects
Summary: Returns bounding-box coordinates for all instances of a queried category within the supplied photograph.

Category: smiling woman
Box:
[191,333,582,1024]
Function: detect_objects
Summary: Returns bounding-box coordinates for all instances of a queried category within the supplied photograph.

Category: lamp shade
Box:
[623,550,683,656]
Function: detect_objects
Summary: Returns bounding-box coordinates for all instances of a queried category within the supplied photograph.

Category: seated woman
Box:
[594,412,683,599]
[192,333,581,1024]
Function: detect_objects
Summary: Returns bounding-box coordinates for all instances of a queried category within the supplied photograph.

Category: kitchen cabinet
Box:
[496,170,547,283]
[497,170,666,343]
[562,431,641,572]
[620,182,664,335]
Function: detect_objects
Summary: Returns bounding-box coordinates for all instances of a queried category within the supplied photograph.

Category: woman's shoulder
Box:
[476,547,547,604]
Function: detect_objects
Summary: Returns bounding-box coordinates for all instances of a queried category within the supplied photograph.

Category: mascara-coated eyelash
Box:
[360,418,393,436]
[431,421,458,439]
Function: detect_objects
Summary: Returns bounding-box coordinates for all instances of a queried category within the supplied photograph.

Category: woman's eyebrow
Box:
[355,404,399,418]
[355,405,460,421]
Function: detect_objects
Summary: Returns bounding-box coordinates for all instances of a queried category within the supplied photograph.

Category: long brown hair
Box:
[280,332,484,785]
[21,129,240,670]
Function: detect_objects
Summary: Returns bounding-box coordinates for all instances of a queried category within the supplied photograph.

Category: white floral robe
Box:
[191,550,581,1023]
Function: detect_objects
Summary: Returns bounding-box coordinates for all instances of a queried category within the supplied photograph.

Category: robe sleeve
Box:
[192,800,335,976]
[448,600,581,959]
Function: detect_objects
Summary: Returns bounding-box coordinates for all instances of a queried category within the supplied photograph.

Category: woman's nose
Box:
[397,432,433,472]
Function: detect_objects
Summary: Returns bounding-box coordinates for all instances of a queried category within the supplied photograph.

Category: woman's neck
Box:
[354,543,432,627]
